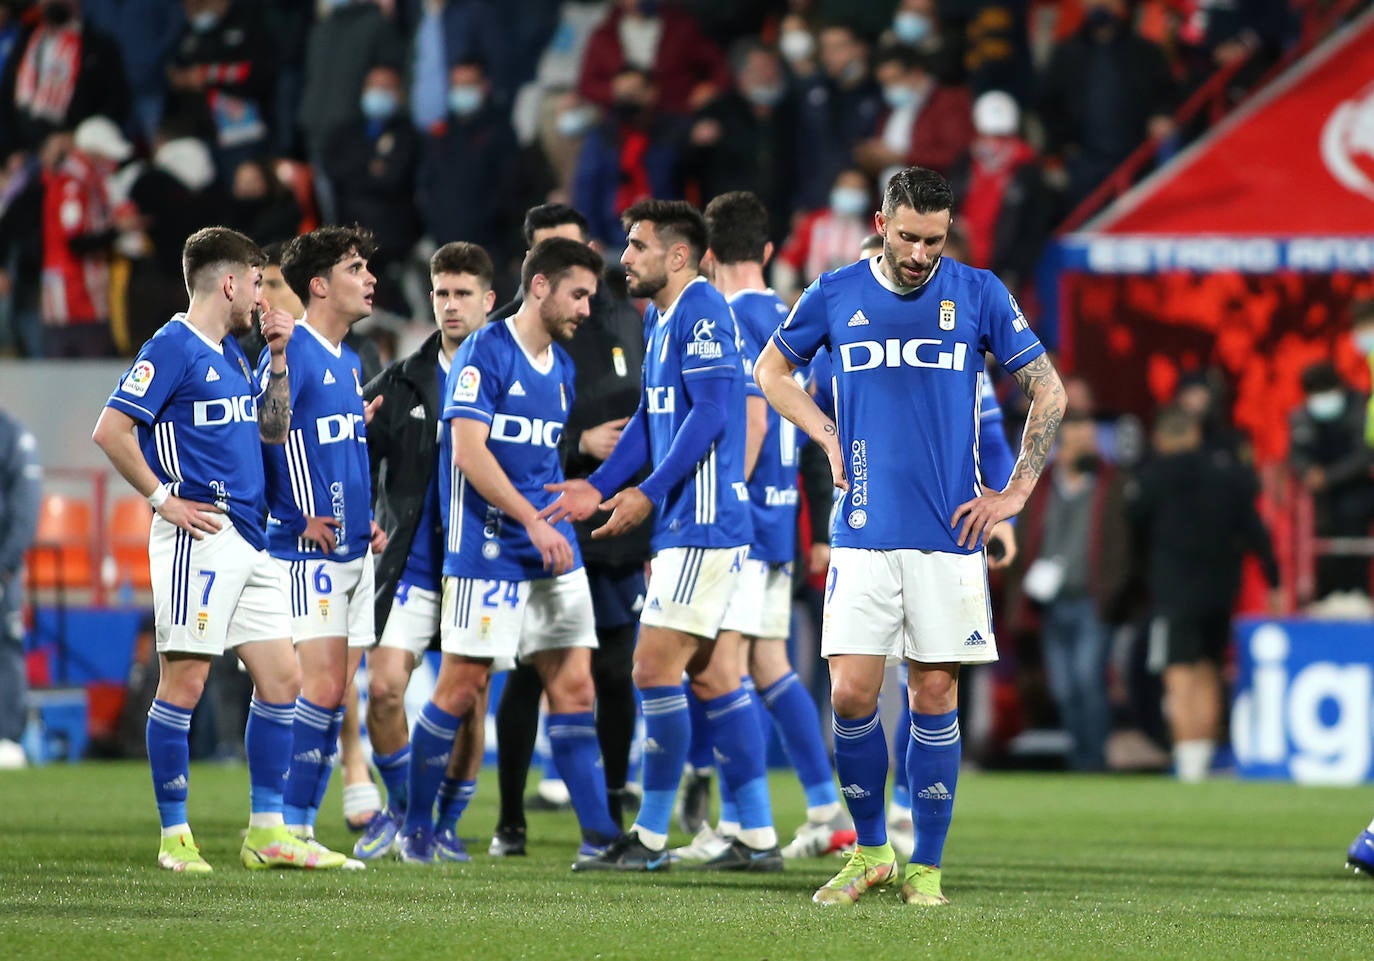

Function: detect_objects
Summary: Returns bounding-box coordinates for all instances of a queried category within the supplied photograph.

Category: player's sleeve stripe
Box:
[447,471,464,558]
[771,332,809,367]
[106,396,156,423]
[449,405,494,423]
[1001,342,1044,372]
[155,422,184,485]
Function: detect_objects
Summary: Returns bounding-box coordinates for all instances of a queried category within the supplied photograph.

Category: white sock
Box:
[1173,740,1214,783]
[343,782,382,821]
[631,825,667,851]
[717,820,740,839]
[287,823,312,838]
[807,802,842,824]
[737,826,778,850]
[248,812,284,829]
[161,823,191,839]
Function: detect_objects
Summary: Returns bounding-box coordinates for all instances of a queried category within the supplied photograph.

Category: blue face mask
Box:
[555,106,594,137]
[448,85,484,117]
[883,84,918,110]
[893,11,932,44]
[360,88,398,121]
[189,11,220,33]
[830,187,869,218]
[1307,390,1346,422]
[744,84,784,108]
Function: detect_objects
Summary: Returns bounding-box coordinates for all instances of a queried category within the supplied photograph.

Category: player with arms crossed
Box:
[92,227,335,872]
[395,237,623,864]
[355,241,497,862]
[259,226,387,867]
[547,200,781,872]
[754,166,1065,906]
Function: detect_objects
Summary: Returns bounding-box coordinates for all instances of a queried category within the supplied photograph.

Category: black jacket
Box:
[363,329,444,632]
[492,285,651,567]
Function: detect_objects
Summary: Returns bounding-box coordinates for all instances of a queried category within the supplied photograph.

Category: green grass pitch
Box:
[0,763,1369,961]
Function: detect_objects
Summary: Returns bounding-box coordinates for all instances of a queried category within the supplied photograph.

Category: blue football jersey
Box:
[259,321,373,561]
[106,315,270,549]
[398,356,449,592]
[440,319,580,581]
[642,277,752,552]
[772,256,1045,553]
[730,288,801,564]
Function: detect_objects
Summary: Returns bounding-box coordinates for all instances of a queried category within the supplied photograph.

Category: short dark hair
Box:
[1300,361,1342,395]
[621,199,708,266]
[704,191,770,265]
[182,226,265,294]
[522,237,605,294]
[882,166,955,217]
[874,44,926,74]
[522,203,589,248]
[262,241,285,268]
[1352,297,1374,327]
[279,225,378,304]
[430,241,493,289]
[859,232,883,254]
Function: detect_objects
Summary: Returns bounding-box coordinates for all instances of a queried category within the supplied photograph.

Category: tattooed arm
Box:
[257,307,295,445]
[951,352,1065,548]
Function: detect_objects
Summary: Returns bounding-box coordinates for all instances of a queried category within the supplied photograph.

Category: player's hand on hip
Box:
[369,520,388,555]
[363,395,383,425]
[526,517,574,575]
[822,436,849,492]
[951,490,1022,550]
[158,496,224,540]
[302,516,340,552]
[590,487,652,540]
[540,478,603,524]
[808,541,831,576]
[259,307,295,355]
[578,416,629,461]
[985,520,1017,569]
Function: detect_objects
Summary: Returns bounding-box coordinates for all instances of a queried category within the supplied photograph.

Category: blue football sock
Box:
[437,777,476,833]
[760,672,839,810]
[147,699,193,829]
[403,701,461,834]
[372,745,411,814]
[245,698,294,816]
[892,695,913,810]
[633,686,690,844]
[302,707,345,829]
[833,710,889,848]
[703,688,772,832]
[685,685,714,772]
[908,710,961,866]
[283,696,334,828]
[548,712,621,841]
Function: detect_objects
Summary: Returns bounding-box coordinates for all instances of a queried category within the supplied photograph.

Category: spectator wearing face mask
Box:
[323,63,421,316]
[854,44,972,184]
[1289,360,1374,600]
[776,13,819,81]
[791,22,882,212]
[773,167,872,302]
[417,59,517,264]
[881,0,964,85]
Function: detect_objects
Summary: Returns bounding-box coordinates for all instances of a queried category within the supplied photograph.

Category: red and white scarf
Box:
[15,25,82,124]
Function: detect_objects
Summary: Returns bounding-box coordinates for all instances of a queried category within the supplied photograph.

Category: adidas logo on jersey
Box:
[840,782,870,799]
[918,781,953,800]
[847,309,870,327]
[509,380,526,397]
[204,367,220,383]
[323,370,336,385]
[965,630,986,646]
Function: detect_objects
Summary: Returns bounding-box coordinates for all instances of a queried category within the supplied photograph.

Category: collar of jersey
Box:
[868,254,941,295]
[656,275,708,325]
[173,313,225,355]
[438,351,451,375]
[299,314,343,358]
[725,287,777,304]
[503,317,555,375]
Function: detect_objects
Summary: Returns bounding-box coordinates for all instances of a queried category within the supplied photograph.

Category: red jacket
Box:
[877,85,975,174]
[577,7,730,115]
[41,150,111,326]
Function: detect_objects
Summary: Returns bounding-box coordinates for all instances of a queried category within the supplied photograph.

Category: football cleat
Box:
[781,810,858,859]
[697,837,784,873]
[433,828,471,863]
[157,833,212,873]
[488,825,527,857]
[396,826,436,864]
[242,825,341,870]
[812,845,899,905]
[353,808,401,860]
[1347,830,1374,875]
[675,769,713,835]
[571,831,670,872]
[669,823,732,863]
[901,863,950,906]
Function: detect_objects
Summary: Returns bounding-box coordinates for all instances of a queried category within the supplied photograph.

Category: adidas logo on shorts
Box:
[964,630,986,646]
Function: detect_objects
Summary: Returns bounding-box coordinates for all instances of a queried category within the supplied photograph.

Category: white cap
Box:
[972,90,1019,137]
[74,115,133,162]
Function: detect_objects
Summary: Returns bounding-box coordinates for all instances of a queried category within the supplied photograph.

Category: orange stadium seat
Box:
[27,494,95,591]
[107,495,154,591]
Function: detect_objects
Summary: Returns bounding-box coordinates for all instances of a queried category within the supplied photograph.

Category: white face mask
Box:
[779,30,815,63]
[1307,390,1346,422]
[830,187,869,218]
[1354,330,1374,355]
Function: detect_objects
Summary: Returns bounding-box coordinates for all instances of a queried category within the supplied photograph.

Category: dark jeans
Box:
[1041,596,1110,771]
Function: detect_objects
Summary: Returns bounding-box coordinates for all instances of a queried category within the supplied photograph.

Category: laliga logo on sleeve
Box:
[1320,80,1374,203]
[123,360,156,397]
[454,365,481,403]
[687,317,723,360]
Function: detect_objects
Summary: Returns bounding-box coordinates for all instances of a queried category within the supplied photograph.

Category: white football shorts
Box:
[720,557,793,640]
[641,545,749,639]
[821,547,998,665]
[149,515,291,656]
[375,582,440,660]
[277,551,376,647]
[440,567,597,662]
